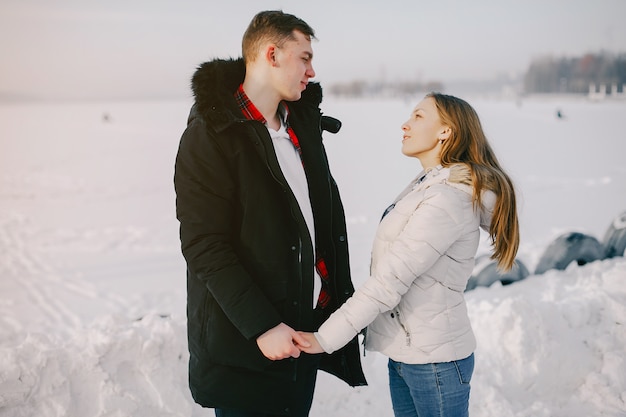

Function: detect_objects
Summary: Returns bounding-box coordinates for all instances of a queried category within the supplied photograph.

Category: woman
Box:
[298,92,519,417]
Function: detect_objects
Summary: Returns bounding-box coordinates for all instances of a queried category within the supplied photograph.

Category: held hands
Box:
[295,331,324,354]
[256,323,311,360]
[256,323,325,360]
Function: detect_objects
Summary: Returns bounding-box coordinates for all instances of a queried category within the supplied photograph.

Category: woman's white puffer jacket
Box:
[315,164,495,364]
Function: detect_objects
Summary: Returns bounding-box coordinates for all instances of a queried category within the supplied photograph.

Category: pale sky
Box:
[1,0,624,100]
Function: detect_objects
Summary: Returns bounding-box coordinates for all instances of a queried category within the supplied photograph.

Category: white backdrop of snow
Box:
[0,96,625,417]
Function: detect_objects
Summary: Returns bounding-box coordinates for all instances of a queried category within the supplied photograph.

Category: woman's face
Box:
[400,97,448,165]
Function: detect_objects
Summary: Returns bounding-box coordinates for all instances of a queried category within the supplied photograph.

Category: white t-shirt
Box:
[267,118,322,308]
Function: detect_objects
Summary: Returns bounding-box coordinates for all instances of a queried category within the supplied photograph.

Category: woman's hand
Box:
[295,331,325,354]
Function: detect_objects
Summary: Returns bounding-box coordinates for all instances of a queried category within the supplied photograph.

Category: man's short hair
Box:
[242,10,316,63]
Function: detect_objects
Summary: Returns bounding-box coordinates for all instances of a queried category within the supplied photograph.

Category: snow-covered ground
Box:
[0,94,625,416]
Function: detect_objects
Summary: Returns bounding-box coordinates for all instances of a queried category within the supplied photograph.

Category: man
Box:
[174,10,367,417]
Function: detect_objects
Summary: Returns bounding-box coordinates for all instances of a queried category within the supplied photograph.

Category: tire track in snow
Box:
[0,214,124,337]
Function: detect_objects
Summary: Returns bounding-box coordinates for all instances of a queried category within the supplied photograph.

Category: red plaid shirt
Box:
[234,84,331,308]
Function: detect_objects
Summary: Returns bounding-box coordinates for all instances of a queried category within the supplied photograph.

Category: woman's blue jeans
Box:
[388,353,474,417]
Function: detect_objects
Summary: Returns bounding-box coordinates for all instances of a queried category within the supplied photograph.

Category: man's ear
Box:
[265,45,278,67]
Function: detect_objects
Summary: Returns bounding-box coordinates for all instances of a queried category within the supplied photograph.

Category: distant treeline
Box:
[327,52,626,97]
[524,52,626,94]
[327,80,444,98]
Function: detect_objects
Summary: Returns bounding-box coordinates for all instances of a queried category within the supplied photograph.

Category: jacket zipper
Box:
[395,309,411,346]
[251,122,305,381]
[247,119,317,381]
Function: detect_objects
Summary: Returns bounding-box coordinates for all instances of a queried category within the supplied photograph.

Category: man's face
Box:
[272,30,316,101]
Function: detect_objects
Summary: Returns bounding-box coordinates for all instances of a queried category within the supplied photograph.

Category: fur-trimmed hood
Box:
[189,58,323,127]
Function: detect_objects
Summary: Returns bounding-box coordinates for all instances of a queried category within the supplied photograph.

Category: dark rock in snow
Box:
[534,232,604,275]
[466,257,529,291]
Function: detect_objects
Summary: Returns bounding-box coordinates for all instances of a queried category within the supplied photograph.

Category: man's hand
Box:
[295,331,325,354]
[256,323,311,360]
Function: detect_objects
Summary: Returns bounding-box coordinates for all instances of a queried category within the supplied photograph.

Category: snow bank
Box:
[1,258,624,417]
[0,315,193,417]
[468,258,626,417]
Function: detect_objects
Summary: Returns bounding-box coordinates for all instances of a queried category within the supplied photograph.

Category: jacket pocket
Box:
[204,298,274,371]
[260,282,288,303]
[453,353,475,384]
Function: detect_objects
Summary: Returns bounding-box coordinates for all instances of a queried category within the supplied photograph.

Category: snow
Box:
[1,95,625,417]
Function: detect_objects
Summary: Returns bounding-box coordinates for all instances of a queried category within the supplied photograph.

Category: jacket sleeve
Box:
[174,119,282,340]
[315,186,466,353]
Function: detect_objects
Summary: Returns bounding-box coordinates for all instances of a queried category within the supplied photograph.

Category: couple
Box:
[174,10,519,417]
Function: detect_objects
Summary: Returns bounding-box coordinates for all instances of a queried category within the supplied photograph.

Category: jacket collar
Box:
[189,58,323,129]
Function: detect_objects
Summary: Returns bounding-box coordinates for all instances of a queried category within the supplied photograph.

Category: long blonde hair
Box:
[427,92,519,271]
